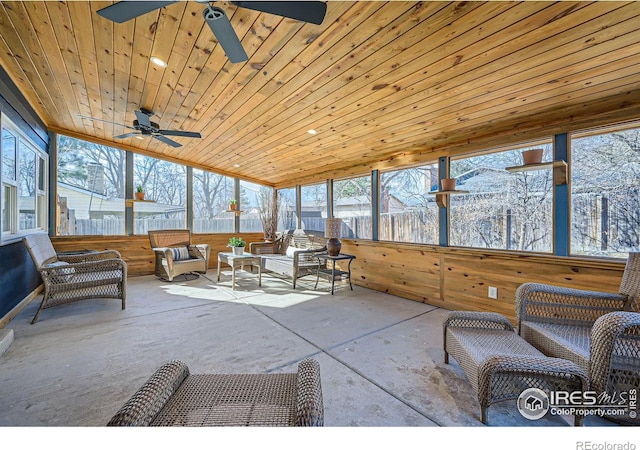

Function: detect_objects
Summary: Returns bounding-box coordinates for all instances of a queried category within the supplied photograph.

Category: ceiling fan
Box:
[79,108,202,148]
[96,1,328,63]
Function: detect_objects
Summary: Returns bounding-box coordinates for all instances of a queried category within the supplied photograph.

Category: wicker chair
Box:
[443,311,588,425]
[147,229,210,281]
[107,358,323,426]
[23,233,127,324]
[516,252,640,424]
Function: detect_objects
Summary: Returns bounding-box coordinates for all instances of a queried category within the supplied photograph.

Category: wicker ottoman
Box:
[107,358,323,426]
[443,311,589,425]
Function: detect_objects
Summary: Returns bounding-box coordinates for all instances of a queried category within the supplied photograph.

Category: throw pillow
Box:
[285,246,302,259]
[44,261,75,282]
[170,247,191,261]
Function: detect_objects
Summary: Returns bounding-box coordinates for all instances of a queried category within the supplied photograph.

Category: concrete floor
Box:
[0,268,626,441]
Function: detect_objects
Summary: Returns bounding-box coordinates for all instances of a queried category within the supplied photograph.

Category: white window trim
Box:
[1,116,48,245]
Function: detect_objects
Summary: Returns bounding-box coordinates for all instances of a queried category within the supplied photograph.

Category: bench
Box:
[250,230,327,289]
[443,311,588,425]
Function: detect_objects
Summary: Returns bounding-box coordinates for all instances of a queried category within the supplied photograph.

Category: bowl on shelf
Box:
[522,149,544,165]
[440,178,457,191]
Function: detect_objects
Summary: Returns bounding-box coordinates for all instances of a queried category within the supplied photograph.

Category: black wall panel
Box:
[0,240,39,319]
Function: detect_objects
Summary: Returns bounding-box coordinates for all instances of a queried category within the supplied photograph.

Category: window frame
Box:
[1,117,48,243]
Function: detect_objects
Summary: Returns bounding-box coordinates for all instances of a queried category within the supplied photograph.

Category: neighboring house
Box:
[57,182,184,235]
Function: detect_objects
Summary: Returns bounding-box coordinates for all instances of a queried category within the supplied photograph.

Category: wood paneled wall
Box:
[51,233,264,276]
[50,234,626,324]
[341,240,626,323]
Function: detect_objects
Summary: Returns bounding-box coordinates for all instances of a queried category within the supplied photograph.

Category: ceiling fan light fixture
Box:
[150,56,167,68]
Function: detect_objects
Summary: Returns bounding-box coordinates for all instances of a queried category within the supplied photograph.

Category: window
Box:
[134,154,186,234]
[192,169,234,233]
[449,143,553,252]
[2,129,17,234]
[239,180,267,232]
[56,135,125,235]
[18,142,36,231]
[1,119,47,238]
[333,175,372,239]
[380,165,439,244]
[37,155,46,229]
[277,187,298,230]
[571,124,640,258]
[300,182,327,235]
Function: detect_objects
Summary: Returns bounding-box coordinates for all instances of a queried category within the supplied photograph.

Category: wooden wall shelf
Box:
[126,199,156,207]
[226,210,243,215]
[428,190,470,195]
[429,190,470,208]
[505,160,567,185]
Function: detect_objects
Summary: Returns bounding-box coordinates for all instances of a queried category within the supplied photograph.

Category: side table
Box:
[217,252,262,290]
[315,253,355,295]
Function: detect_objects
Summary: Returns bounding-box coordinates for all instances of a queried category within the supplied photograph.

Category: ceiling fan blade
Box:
[97,1,178,23]
[158,130,202,138]
[231,1,327,25]
[77,114,135,129]
[113,132,142,139]
[135,110,153,129]
[203,6,248,64]
[153,134,182,148]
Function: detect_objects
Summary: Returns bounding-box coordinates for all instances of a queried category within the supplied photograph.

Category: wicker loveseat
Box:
[148,229,210,281]
[23,232,127,324]
[107,358,323,426]
[250,230,327,289]
[516,253,640,424]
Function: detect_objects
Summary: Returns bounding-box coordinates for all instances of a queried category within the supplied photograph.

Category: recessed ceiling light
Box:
[150,56,167,68]
[135,136,144,140]
[233,164,241,168]
[307,129,318,135]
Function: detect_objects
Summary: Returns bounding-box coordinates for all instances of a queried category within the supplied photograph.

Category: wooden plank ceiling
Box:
[1,1,640,187]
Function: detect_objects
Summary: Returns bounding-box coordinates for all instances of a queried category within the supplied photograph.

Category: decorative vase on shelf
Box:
[440,178,457,191]
[522,149,543,165]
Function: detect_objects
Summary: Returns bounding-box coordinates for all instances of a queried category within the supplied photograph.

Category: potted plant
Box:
[522,148,544,165]
[227,237,246,255]
[135,185,145,200]
[440,178,457,191]
[229,199,237,211]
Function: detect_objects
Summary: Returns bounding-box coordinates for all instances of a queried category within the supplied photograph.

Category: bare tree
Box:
[258,186,278,240]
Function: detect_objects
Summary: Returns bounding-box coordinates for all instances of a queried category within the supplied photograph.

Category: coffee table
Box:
[217,252,262,290]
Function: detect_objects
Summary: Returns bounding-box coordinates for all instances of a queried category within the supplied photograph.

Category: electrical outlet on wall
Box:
[488,286,498,299]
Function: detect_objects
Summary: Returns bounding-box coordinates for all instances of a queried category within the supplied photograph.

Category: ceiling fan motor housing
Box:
[133,119,161,133]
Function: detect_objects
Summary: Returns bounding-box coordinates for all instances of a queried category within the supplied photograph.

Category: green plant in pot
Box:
[229,199,237,211]
[135,185,145,200]
[228,237,246,255]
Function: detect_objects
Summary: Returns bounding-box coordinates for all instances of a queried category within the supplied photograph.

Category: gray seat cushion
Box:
[520,321,591,371]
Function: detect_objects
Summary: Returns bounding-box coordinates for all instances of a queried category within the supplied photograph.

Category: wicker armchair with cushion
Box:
[23,233,127,324]
[148,229,210,282]
[516,252,640,424]
[107,358,323,426]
